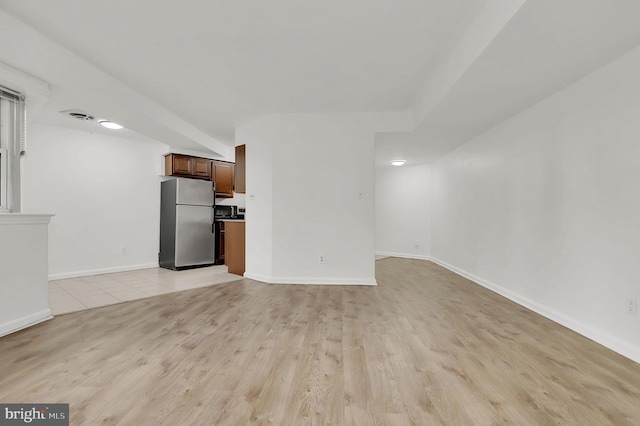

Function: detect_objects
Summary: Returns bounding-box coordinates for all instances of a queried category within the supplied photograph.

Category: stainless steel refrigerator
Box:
[159,178,215,270]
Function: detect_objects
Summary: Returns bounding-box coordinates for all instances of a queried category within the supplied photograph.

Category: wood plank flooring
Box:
[1,258,639,425]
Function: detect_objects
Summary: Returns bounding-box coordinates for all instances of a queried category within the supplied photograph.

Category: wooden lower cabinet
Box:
[225,221,245,276]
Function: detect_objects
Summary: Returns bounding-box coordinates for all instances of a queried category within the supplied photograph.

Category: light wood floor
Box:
[1,258,639,425]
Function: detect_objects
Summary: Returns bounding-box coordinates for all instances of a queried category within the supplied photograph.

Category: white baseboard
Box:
[429,257,640,365]
[242,272,272,283]
[0,309,52,337]
[49,263,158,281]
[244,272,377,286]
[375,251,432,261]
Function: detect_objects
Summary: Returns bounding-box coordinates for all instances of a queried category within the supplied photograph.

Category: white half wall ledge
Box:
[428,257,640,365]
[48,262,159,281]
[243,272,377,286]
[0,213,55,225]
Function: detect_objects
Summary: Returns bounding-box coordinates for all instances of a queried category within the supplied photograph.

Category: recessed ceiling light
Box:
[99,120,123,130]
[390,160,406,166]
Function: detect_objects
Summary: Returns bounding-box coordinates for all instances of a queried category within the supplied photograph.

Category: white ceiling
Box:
[1,0,640,163]
[0,0,485,154]
[376,0,640,167]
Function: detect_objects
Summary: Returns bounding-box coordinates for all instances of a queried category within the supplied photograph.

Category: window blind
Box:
[0,84,25,211]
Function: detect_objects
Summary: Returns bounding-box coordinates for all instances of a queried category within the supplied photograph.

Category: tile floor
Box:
[50,257,390,316]
[48,265,242,315]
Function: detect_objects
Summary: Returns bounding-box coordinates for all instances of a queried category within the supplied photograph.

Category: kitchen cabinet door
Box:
[167,154,192,176]
[214,221,226,265]
[165,154,211,180]
[191,157,211,178]
[235,145,246,194]
[225,221,245,276]
[212,161,235,198]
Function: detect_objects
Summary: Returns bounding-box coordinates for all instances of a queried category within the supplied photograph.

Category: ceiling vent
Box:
[60,109,95,121]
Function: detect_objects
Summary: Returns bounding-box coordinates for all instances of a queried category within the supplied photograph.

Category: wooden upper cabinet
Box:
[191,157,211,178]
[168,154,192,176]
[165,154,235,196]
[235,145,246,194]
[212,161,235,198]
[165,154,211,180]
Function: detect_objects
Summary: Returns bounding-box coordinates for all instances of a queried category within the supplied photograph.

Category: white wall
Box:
[216,193,246,208]
[238,113,386,285]
[431,45,640,363]
[238,120,273,281]
[375,164,431,259]
[22,123,168,279]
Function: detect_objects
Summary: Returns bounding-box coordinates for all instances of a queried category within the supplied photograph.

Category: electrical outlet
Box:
[626,298,637,315]
[319,255,326,264]
[121,247,127,255]
[414,241,420,249]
